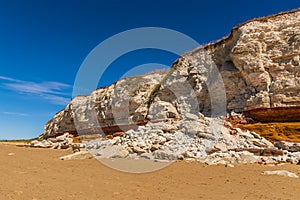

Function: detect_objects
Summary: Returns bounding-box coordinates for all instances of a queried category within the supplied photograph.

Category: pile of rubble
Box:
[85,116,300,166]
[28,114,300,166]
[29,132,84,152]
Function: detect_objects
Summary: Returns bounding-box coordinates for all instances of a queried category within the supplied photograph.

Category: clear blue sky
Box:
[0,0,299,140]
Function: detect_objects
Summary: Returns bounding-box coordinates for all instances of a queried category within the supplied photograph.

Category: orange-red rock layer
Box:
[237,122,300,143]
[244,107,300,122]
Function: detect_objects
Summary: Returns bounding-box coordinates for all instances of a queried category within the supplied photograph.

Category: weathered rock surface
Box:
[235,122,300,143]
[262,170,299,178]
[39,9,300,165]
[84,118,300,165]
[274,141,300,152]
[173,8,300,121]
[42,9,300,139]
[30,132,85,151]
[60,151,93,160]
[43,72,167,139]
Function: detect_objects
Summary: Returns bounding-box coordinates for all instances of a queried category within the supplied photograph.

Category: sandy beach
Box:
[1,142,299,200]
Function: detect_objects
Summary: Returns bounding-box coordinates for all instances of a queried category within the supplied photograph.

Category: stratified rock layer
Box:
[43,72,167,138]
[176,8,300,120]
[42,9,300,139]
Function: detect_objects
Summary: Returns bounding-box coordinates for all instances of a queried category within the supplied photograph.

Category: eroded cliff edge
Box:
[42,9,300,139]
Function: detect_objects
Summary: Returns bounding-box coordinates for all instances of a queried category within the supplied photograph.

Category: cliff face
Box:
[43,71,167,138]
[42,9,300,138]
[171,8,300,121]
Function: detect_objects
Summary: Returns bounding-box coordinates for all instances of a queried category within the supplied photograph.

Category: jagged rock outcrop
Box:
[42,9,300,139]
[81,114,300,165]
[43,71,168,138]
[30,132,85,151]
[85,118,300,165]
[173,8,300,121]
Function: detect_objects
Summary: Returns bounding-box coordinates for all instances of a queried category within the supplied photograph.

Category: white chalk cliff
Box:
[42,9,300,139]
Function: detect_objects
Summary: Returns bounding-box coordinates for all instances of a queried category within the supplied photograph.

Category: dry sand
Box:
[1,142,300,200]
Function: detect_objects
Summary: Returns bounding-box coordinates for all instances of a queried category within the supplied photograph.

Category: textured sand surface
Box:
[1,143,300,200]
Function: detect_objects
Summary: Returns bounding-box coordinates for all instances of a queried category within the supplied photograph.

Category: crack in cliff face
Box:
[196,27,249,113]
[144,67,177,118]
[263,66,274,108]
